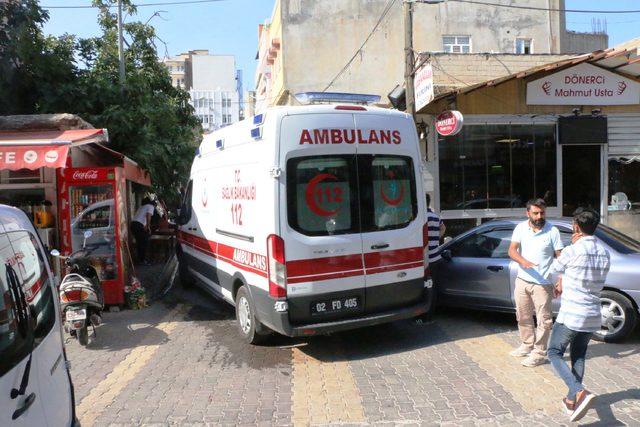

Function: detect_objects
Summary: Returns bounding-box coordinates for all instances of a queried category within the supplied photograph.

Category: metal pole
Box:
[117,0,126,87]
[403,0,415,117]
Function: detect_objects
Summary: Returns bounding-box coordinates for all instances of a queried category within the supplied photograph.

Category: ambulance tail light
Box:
[423,222,432,284]
[335,105,367,111]
[267,234,287,298]
[422,222,429,269]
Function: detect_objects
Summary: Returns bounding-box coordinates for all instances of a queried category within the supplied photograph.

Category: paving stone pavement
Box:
[65,282,640,426]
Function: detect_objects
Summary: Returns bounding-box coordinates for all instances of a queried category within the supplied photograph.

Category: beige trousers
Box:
[515,277,553,357]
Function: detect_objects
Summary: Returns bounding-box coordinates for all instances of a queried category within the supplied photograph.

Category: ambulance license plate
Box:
[311,296,359,315]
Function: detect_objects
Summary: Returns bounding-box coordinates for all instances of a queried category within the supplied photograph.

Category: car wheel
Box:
[593,290,638,343]
[235,286,268,345]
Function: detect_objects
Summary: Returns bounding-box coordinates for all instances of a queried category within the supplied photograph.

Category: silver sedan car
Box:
[436,218,640,343]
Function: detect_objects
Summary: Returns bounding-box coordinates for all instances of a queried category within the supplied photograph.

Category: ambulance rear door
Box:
[353,113,425,314]
[280,112,366,325]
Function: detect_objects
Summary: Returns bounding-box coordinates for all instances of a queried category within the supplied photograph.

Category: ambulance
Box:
[176,93,432,343]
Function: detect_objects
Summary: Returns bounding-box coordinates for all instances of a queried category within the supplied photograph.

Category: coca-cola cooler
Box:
[58,167,130,305]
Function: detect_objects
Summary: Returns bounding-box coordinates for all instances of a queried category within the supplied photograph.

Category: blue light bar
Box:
[216,139,224,149]
[250,127,262,139]
[253,114,264,125]
[294,92,381,105]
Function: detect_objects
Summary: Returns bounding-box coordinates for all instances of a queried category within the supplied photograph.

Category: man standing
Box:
[508,198,563,367]
[425,193,446,270]
[548,208,610,422]
[421,194,446,322]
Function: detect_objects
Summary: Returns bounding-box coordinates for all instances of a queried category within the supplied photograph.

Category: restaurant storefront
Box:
[416,46,640,239]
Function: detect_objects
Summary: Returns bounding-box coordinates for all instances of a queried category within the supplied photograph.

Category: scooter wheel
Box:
[78,326,89,346]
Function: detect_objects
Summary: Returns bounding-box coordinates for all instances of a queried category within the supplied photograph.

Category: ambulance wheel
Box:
[178,255,193,289]
[235,286,267,345]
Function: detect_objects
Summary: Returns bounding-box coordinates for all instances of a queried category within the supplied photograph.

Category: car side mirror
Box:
[441,249,452,261]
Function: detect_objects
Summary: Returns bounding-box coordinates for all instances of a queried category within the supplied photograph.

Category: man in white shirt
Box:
[131,198,156,264]
[508,198,563,367]
[548,208,610,422]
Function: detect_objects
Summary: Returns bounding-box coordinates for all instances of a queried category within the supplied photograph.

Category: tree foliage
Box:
[0,0,201,206]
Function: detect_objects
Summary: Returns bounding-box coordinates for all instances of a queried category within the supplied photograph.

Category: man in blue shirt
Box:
[508,198,563,367]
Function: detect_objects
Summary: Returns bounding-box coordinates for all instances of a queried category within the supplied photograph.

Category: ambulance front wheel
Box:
[235,286,268,345]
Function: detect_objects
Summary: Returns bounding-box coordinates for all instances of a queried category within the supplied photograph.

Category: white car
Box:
[0,204,77,426]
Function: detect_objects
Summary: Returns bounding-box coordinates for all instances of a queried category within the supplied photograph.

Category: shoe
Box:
[521,354,546,367]
[562,397,575,415]
[571,389,595,422]
[509,345,532,357]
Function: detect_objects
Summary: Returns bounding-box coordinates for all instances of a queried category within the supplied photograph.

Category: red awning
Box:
[0,129,108,170]
[0,129,108,146]
[0,145,69,170]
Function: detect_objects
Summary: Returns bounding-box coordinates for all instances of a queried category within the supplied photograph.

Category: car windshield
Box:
[595,224,640,254]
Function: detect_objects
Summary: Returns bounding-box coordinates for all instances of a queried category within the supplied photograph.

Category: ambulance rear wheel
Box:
[177,254,193,289]
[235,286,267,345]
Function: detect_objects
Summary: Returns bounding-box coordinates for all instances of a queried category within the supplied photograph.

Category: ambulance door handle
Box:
[12,392,36,420]
[371,243,389,250]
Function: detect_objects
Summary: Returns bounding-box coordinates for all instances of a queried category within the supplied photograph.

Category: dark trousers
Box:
[548,322,592,401]
[131,221,149,262]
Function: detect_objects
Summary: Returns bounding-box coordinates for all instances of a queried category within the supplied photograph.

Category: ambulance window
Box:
[0,233,33,377]
[360,155,417,231]
[287,156,358,236]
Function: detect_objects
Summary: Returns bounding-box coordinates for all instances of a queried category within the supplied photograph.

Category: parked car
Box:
[436,218,640,342]
[0,205,77,425]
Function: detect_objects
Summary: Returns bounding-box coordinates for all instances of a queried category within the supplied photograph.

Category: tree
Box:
[0,0,79,114]
[0,0,201,206]
[75,0,202,207]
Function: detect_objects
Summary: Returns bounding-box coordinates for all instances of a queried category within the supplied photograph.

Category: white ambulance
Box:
[177,93,432,343]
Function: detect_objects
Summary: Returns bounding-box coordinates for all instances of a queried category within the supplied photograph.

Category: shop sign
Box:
[0,145,69,170]
[414,62,434,111]
[435,110,464,136]
[527,63,640,105]
[66,168,110,182]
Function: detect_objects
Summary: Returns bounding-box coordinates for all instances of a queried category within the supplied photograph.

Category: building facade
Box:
[162,50,240,131]
[255,0,607,112]
[417,41,640,240]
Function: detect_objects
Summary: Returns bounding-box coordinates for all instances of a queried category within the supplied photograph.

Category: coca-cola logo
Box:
[73,170,99,180]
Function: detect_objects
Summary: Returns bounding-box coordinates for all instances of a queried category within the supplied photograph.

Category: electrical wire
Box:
[41,0,228,9]
[447,0,640,14]
[322,0,398,91]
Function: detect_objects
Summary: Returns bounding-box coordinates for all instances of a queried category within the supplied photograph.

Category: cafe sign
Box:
[435,110,464,136]
[527,63,640,105]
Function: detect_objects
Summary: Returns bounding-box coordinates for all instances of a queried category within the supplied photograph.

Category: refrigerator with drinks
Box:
[58,167,130,305]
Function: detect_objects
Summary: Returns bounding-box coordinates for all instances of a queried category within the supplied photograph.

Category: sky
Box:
[41,0,640,92]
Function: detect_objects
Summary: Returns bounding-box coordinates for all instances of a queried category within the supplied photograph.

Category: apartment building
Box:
[254,0,607,111]
[163,50,241,130]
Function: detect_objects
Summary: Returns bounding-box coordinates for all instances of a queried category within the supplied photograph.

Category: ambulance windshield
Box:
[287,155,417,236]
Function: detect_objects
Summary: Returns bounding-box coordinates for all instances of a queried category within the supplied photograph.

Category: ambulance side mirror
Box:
[176,206,188,225]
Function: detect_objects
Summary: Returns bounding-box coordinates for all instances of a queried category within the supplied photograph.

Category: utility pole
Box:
[404,0,445,117]
[117,0,126,88]
[403,0,416,117]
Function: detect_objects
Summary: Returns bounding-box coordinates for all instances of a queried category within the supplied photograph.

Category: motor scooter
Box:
[52,230,104,346]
